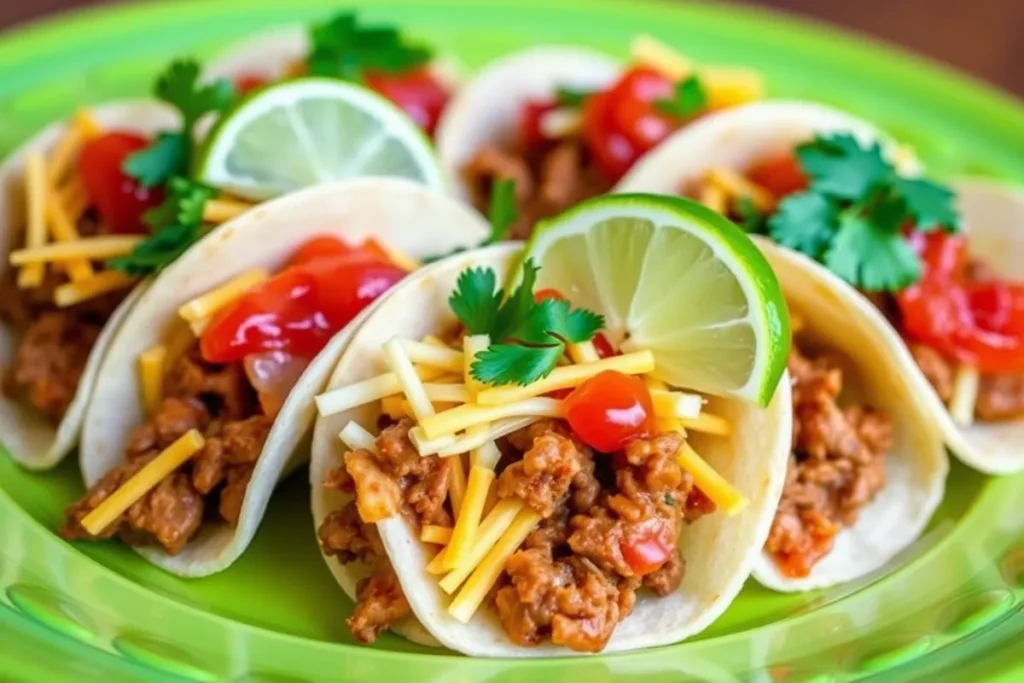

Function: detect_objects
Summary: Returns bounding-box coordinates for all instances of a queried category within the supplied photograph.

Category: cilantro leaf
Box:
[123,59,235,187]
[767,191,838,260]
[121,132,187,188]
[307,11,432,81]
[735,196,767,234]
[825,208,921,292]
[654,76,708,119]
[142,177,216,231]
[448,267,503,335]
[892,177,960,233]
[795,134,891,200]
[487,178,519,245]
[471,344,564,387]
[492,259,540,341]
[108,223,203,277]
[516,298,604,345]
[554,86,594,109]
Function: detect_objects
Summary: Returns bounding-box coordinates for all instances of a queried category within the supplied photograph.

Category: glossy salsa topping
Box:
[78,131,165,235]
[200,237,404,364]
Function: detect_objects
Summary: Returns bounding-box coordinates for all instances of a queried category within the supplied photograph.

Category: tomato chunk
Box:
[620,518,675,576]
[582,90,641,183]
[235,74,269,95]
[78,131,165,234]
[746,154,809,200]
[519,100,560,152]
[364,67,450,136]
[200,238,405,363]
[564,370,654,452]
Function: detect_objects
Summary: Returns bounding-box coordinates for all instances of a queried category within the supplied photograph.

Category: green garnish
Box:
[449,259,604,386]
[767,133,959,292]
[553,86,594,109]
[664,493,676,505]
[123,59,235,188]
[306,11,432,81]
[734,196,766,234]
[108,178,215,276]
[654,75,708,119]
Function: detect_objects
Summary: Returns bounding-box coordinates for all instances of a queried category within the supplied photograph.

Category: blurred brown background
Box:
[1,0,1022,97]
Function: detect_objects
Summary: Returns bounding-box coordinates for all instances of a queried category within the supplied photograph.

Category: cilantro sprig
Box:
[449,259,604,386]
[654,75,708,119]
[553,86,594,109]
[122,59,235,188]
[306,12,433,81]
[766,133,960,292]
[108,178,215,276]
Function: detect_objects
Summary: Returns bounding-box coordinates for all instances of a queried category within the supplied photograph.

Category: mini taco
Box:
[204,10,457,136]
[0,101,177,470]
[618,100,1024,476]
[59,178,487,577]
[310,194,795,654]
[434,36,764,239]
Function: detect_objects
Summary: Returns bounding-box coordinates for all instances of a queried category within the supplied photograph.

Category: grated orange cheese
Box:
[178,269,268,324]
[54,270,133,308]
[17,153,48,289]
[138,345,167,416]
[45,180,94,283]
[10,235,142,265]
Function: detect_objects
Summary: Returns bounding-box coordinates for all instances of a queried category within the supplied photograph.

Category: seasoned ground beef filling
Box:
[60,344,271,554]
[0,267,128,424]
[317,418,450,643]
[464,137,611,240]
[766,344,892,578]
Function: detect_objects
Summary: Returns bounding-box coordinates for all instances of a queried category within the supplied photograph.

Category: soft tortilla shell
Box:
[310,243,793,656]
[0,101,178,470]
[80,178,488,577]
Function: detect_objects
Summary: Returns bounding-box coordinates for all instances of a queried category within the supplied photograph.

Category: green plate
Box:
[1,1,1023,681]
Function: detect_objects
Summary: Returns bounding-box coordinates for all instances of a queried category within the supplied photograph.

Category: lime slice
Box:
[198,77,444,200]
[522,194,789,406]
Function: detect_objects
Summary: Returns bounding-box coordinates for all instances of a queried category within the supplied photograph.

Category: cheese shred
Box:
[18,153,49,289]
[439,498,523,594]
[138,345,167,416]
[11,235,142,266]
[54,270,133,308]
[178,269,268,323]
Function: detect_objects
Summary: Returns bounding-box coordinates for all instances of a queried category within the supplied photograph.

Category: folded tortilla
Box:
[0,101,177,470]
[79,178,488,577]
[310,242,794,655]
[434,46,622,204]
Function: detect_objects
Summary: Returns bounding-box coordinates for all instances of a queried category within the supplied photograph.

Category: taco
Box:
[618,100,1024,476]
[203,10,458,136]
[434,36,764,239]
[0,101,177,470]
[755,239,948,589]
[58,178,487,577]
[310,224,793,654]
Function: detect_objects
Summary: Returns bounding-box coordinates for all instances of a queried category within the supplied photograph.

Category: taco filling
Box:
[463,37,763,238]
[315,260,753,652]
[685,136,1024,427]
[765,320,892,578]
[0,112,164,424]
[60,236,408,553]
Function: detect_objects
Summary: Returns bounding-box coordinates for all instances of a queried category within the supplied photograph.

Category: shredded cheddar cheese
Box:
[80,429,205,535]
[420,525,453,545]
[315,364,447,417]
[10,235,142,266]
[706,167,774,212]
[679,411,731,436]
[699,66,765,109]
[699,183,728,214]
[650,389,703,420]
[463,335,489,401]
[18,153,49,289]
[45,182,94,282]
[202,197,253,224]
[676,440,748,515]
[339,421,378,453]
[630,34,694,81]
[418,397,563,441]
[402,340,465,373]
[567,340,600,365]
[448,454,468,520]
[539,108,582,139]
[54,270,133,308]
[948,364,980,427]
[178,269,268,323]
[438,498,523,594]
[444,462,497,571]
[474,351,655,406]
[138,345,167,416]
[60,177,89,224]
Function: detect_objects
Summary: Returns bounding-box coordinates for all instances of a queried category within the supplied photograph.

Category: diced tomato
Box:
[78,131,165,234]
[592,332,616,359]
[582,90,641,182]
[235,74,269,95]
[519,100,560,151]
[746,154,809,200]
[200,238,405,364]
[607,66,678,152]
[620,518,674,576]
[243,351,310,418]
[288,235,390,267]
[564,370,654,452]
[533,288,564,303]
[364,67,450,136]
[896,231,1024,373]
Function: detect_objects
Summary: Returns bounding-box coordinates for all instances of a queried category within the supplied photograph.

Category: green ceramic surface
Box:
[0,1,1022,681]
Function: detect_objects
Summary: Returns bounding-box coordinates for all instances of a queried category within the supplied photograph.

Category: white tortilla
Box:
[80,178,489,577]
[0,101,178,470]
[616,100,1023,476]
[754,238,949,591]
[434,46,622,204]
[310,243,793,656]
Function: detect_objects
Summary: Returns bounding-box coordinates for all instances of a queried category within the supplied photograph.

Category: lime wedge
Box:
[523,194,789,406]
[197,77,444,200]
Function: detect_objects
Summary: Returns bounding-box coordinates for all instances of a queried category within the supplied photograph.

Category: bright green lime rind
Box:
[524,193,790,406]
[197,77,443,200]
[0,1,1022,682]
